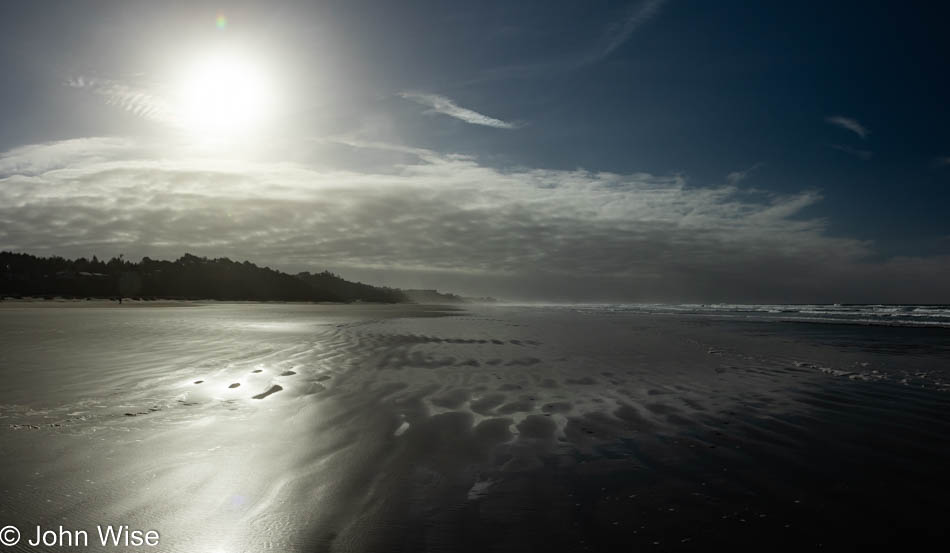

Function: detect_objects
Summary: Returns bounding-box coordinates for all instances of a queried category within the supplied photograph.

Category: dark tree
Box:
[0,252,411,303]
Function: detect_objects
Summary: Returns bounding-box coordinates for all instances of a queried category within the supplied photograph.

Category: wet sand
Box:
[1,304,948,551]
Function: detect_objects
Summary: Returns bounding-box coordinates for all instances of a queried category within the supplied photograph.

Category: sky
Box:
[1,0,948,303]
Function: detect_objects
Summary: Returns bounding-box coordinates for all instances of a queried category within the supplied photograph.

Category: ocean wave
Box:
[545,303,950,328]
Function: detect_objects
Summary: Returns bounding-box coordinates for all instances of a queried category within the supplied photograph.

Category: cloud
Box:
[464,0,668,84]
[826,115,869,139]
[67,76,173,125]
[399,92,519,129]
[597,0,668,60]
[1,137,947,302]
[726,162,765,185]
[831,144,872,160]
[0,137,148,178]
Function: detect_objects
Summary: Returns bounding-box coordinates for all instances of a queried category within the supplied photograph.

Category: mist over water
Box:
[1,303,948,551]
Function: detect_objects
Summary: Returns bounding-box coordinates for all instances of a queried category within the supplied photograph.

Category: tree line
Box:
[0,251,411,303]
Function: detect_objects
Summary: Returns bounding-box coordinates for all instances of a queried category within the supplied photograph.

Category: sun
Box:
[173,49,277,139]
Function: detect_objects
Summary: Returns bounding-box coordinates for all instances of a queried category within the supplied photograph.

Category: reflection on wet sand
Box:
[1,304,948,551]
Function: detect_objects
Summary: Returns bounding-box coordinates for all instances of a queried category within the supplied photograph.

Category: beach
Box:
[1,303,948,551]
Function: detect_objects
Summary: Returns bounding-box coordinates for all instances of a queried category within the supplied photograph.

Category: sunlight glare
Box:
[174,49,277,140]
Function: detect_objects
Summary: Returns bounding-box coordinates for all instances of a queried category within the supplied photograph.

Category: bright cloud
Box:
[399,92,519,129]
[67,76,172,125]
[1,138,947,302]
